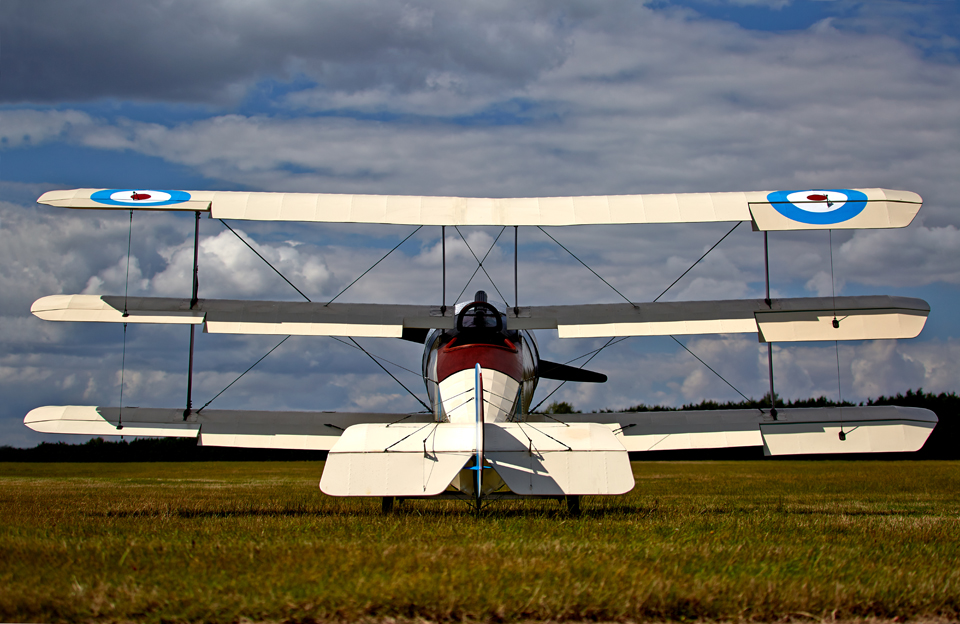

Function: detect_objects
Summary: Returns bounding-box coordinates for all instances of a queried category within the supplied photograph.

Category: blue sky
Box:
[1,0,959,447]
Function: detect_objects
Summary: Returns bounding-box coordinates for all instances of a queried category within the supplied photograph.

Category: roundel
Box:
[766,189,867,225]
[90,189,192,207]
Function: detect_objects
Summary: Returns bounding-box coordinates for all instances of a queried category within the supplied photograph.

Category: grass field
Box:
[0,461,958,623]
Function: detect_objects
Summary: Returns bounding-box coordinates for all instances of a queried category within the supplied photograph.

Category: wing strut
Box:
[764,231,777,419]
[119,208,135,430]
[514,225,519,316]
[441,225,447,316]
[185,210,201,418]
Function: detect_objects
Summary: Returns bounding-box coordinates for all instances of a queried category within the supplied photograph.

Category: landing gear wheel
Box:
[566,495,581,516]
[381,496,395,514]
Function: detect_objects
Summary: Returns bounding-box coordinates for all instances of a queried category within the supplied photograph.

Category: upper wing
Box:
[32,294,928,342]
[37,188,922,230]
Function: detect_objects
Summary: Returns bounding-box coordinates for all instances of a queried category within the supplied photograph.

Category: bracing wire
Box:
[562,336,631,366]
[530,222,747,412]
[325,226,423,305]
[327,336,425,379]
[529,336,617,413]
[828,230,846,437]
[348,337,431,412]
[653,222,741,302]
[669,336,759,410]
[219,220,311,302]
[536,226,637,307]
[117,210,134,429]
[210,221,431,410]
[197,336,290,413]
[453,226,508,304]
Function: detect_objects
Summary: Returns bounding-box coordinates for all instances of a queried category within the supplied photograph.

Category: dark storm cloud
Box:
[1,0,575,104]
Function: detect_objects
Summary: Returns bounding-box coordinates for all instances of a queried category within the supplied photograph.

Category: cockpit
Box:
[457,300,503,332]
[450,291,513,349]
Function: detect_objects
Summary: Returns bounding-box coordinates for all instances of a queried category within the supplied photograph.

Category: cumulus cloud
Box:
[2,1,959,446]
[837,226,960,286]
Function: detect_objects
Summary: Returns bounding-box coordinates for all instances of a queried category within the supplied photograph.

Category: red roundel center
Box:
[131,192,152,201]
[806,194,829,201]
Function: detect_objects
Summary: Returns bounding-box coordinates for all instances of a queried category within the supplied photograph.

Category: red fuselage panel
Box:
[437,339,522,382]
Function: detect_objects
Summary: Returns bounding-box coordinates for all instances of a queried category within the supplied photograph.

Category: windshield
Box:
[456,301,503,333]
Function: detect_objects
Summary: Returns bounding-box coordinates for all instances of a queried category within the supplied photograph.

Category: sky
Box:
[1,0,959,447]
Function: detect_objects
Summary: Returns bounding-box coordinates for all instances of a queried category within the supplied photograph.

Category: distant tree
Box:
[544,401,576,414]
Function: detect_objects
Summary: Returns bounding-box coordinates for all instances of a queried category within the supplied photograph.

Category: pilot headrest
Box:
[474,290,488,303]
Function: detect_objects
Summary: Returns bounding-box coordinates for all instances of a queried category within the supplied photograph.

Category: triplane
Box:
[26,187,937,512]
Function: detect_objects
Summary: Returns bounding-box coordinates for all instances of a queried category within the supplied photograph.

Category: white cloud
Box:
[3,1,960,445]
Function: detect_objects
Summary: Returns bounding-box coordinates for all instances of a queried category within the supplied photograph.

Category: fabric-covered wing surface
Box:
[25,405,937,456]
[515,295,929,341]
[38,188,922,230]
[558,405,937,455]
[32,295,451,337]
[32,295,928,342]
[24,406,433,451]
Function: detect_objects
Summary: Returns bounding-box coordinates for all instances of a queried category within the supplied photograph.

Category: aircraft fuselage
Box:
[422,293,539,422]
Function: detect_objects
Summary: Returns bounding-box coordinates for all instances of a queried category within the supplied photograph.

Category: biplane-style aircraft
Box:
[26,187,937,511]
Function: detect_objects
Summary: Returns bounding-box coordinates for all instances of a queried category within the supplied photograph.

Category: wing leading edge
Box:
[32,294,929,342]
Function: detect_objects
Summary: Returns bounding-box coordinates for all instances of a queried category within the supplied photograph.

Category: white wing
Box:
[559,405,937,455]
[26,405,937,456]
[31,294,929,342]
[37,187,922,230]
[24,406,432,450]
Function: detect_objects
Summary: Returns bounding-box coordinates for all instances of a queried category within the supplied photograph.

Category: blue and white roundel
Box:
[91,189,192,207]
[766,189,867,225]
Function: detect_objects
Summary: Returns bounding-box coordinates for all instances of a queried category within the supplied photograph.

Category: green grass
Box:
[0,461,958,623]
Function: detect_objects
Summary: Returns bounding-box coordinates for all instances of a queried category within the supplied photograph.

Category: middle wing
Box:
[32,294,929,342]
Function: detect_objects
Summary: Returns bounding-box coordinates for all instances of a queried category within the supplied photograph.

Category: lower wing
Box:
[26,404,936,456]
[24,406,432,451]
[558,406,937,455]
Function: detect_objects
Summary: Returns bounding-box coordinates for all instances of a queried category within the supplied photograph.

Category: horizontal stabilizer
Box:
[32,294,928,343]
[320,422,634,496]
[320,423,475,496]
[38,188,921,230]
[24,406,431,450]
[557,405,937,454]
[538,359,607,383]
[485,423,634,495]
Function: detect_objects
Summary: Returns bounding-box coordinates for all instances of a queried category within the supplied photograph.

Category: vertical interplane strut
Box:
[184,210,201,418]
[764,231,777,419]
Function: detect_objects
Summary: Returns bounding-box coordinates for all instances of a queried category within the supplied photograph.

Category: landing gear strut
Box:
[566,495,581,516]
